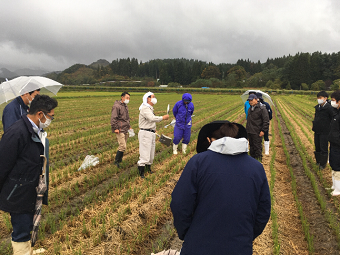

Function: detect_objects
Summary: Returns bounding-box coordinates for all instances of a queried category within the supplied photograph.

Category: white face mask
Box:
[124,99,129,104]
[331,100,339,108]
[317,99,325,105]
[39,113,52,129]
[151,98,157,105]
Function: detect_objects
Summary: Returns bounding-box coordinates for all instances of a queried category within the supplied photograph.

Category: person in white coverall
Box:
[137,92,169,178]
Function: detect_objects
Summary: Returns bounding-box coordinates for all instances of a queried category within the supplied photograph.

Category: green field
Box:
[1,91,340,254]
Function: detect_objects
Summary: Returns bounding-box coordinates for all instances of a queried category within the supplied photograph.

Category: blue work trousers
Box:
[10,212,34,242]
[173,125,191,145]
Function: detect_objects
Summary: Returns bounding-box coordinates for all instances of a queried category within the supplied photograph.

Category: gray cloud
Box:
[0,0,339,71]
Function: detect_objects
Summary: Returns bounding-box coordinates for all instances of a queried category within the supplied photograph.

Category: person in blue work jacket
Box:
[244,91,256,119]
[2,89,40,132]
[172,93,194,154]
[171,120,271,255]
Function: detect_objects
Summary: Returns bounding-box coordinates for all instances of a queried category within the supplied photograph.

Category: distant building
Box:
[159,85,168,87]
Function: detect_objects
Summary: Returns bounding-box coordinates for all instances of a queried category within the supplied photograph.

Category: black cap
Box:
[196,120,247,153]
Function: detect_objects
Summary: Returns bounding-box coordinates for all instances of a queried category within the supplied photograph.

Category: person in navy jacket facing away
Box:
[172,93,194,155]
[2,89,40,132]
[171,120,271,255]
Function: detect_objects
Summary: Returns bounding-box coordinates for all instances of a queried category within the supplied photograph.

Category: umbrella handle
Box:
[40,155,47,176]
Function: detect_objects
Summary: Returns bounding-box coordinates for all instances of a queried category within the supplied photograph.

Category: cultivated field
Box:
[0,91,340,254]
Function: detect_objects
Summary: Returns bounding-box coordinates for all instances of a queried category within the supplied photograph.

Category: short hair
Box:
[29,89,40,95]
[29,95,58,115]
[121,92,130,97]
[210,122,239,140]
[317,91,328,98]
[331,90,340,102]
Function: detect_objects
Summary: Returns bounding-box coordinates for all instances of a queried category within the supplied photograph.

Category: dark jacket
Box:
[246,103,269,135]
[328,108,340,146]
[2,96,29,132]
[110,100,130,133]
[173,93,194,130]
[312,101,334,134]
[0,115,45,213]
[260,101,272,120]
[171,137,271,255]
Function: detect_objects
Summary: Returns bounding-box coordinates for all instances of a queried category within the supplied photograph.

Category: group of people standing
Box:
[110,91,194,178]
[313,90,340,196]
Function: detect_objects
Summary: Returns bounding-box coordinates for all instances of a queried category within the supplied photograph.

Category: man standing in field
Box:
[172,93,194,155]
[312,91,334,170]
[246,94,269,161]
[2,88,40,132]
[0,95,57,255]
[328,90,340,196]
[256,92,272,155]
[137,92,169,178]
[111,92,132,168]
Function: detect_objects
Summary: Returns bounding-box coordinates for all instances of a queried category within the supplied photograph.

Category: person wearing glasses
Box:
[0,95,57,254]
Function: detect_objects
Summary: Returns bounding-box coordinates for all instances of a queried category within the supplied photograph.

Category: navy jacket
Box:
[0,115,47,213]
[261,101,272,120]
[173,93,194,130]
[2,96,29,132]
[171,137,271,255]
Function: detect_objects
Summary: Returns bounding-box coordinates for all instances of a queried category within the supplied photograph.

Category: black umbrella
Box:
[31,155,47,247]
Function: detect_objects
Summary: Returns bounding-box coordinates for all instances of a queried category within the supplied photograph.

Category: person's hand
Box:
[114,129,120,134]
[163,115,169,120]
[259,131,264,137]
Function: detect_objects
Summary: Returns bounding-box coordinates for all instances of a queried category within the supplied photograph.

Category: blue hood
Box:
[182,93,192,102]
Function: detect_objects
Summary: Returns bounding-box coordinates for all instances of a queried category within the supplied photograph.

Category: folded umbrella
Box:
[31,155,48,247]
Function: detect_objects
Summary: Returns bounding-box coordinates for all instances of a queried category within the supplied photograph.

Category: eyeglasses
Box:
[45,113,54,120]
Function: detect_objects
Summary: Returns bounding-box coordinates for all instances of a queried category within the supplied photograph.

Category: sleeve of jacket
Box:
[2,105,19,132]
[170,156,198,240]
[261,107,269,133]
[142,107,163,122]
[110,105,119,130]
[0,130,21,191]
[173,102,179,118]
[253,173,271,240]
[266,104,273,120]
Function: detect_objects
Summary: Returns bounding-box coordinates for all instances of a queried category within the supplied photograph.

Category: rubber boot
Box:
[332,176,335,190]
[331,178,340,196]
[138,166,145,179]
[319,153,328,170]
[182,144,187,154]
[114,151,124,168]
[314,151,320,166]
[264,141,270,155]
[11,240,32,255]
[173,144,178,155]
[145,164,153,173]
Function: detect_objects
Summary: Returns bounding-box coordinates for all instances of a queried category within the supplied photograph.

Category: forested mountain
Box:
[48,51,340,90]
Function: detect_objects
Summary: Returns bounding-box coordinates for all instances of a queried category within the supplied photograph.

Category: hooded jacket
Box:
[173,93,194,130]
[110,100,130,133]
[0,115,45,213]
[246,103,269,135]
[171,137,271,255]
[2,96,29,132]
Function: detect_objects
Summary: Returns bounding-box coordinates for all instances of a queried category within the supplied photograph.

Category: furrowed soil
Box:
[276,108,339,254]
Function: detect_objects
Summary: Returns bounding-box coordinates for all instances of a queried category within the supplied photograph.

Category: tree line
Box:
[51,51,340,90]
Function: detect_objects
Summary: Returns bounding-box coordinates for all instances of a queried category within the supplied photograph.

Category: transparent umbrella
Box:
[240,90,274,105]
[0,76,63,105]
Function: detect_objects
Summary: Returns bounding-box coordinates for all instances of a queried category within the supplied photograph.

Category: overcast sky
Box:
[1,0,340,72]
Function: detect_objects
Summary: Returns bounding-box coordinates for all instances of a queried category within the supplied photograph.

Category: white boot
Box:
[332,176,335,190]
[331,179,340,196]
[264,141,270,155]
[11,240,32,255]
[182,144,187,154]
[173,144,178,155]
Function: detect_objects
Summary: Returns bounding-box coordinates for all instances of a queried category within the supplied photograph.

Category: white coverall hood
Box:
[208,137,249,155]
